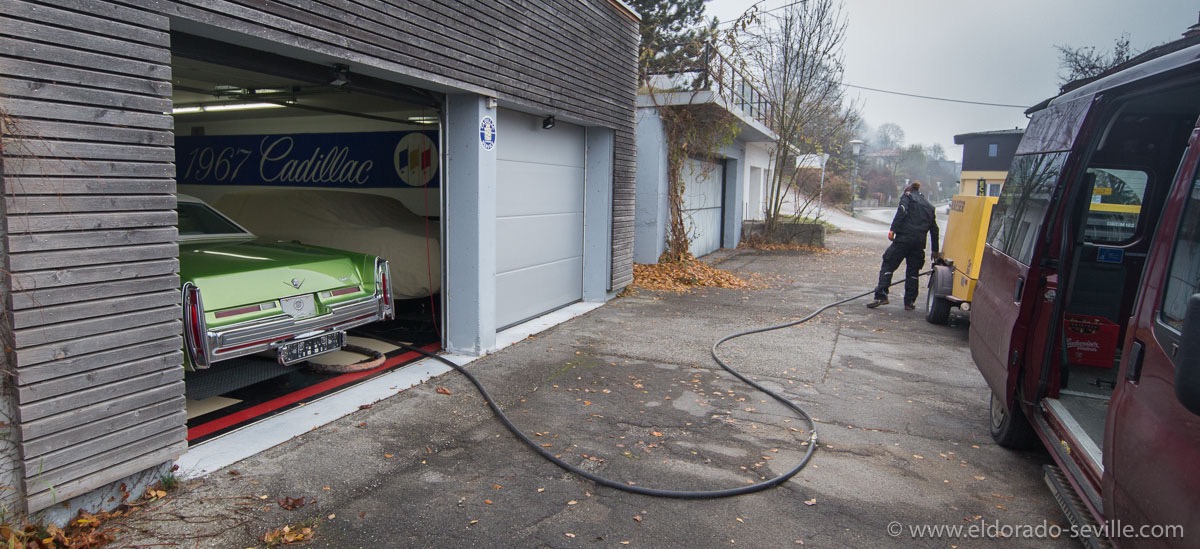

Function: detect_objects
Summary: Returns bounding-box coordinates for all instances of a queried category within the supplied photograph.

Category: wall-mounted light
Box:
[328,63,350,87]
[486,97,498,109]
[406,116,439,125]
[542,115,555,130]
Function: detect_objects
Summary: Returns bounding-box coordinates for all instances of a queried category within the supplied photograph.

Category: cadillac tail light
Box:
[182,283,211,368]
[375,258,395,320]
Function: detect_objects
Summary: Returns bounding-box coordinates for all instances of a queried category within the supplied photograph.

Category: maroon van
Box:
[970,36,1200,547]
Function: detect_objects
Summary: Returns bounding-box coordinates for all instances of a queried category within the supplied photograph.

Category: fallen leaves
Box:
[261,523,315,546]
[436,386,453,395]
[632,257,752,292]
[740,241,828,253]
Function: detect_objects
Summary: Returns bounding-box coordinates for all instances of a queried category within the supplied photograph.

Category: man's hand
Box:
[888,231,895,241]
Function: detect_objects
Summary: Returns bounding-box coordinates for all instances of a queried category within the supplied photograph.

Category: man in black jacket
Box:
[867,181,940,310]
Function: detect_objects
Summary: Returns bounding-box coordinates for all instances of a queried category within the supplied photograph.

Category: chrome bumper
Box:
[203,295,384,365]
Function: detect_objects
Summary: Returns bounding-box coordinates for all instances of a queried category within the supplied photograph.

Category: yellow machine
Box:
[925,194,998,324]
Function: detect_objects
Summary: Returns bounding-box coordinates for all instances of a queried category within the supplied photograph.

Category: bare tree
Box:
[874,122,905,151]
[732,0,857,234]
[1056,34,1134,86]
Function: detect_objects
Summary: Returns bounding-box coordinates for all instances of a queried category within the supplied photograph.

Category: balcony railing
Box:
[645,43,773,131]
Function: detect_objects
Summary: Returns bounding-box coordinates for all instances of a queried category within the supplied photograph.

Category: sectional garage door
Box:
[496,110,585,328]
[682,158,725,257]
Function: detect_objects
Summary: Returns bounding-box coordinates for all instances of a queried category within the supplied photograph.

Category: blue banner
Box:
[176,130,440,188]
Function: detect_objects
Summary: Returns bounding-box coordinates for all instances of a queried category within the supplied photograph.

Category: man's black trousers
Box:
[874,241,925,305]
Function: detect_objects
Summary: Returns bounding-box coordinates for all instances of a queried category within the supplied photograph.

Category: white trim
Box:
[175,302,604,478]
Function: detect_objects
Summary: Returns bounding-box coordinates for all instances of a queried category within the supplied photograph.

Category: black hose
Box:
[361,271,928,499]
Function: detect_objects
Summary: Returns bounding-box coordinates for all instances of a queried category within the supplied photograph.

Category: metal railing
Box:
[646,42,773,131]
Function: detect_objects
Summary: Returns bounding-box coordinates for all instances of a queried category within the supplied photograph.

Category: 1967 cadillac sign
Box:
[176,130,439,189]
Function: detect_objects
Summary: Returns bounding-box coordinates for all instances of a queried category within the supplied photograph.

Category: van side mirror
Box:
[1176,294,1200,415]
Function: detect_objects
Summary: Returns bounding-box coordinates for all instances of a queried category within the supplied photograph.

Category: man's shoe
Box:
[904,303,916,311]
[866,299,888,309]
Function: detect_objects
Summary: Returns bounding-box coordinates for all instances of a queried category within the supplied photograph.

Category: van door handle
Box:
[1014,276,1025,303]
[1126,340,1145,382]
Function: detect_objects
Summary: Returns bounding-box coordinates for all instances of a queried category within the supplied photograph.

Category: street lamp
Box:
[849,139,864,214]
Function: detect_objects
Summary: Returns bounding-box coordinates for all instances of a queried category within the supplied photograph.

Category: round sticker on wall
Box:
[393,132,440,187]
[480,115,497,151]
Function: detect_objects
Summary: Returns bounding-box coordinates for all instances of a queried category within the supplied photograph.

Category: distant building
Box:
[953,129,1024,196]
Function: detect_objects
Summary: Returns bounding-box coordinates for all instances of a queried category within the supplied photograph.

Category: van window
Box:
[986,152,1068,265]
[1162,170,1200,331]
[1083,167,1148,244]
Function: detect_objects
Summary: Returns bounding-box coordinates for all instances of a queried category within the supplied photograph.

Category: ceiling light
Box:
[406,116,439,125]
[171,102,289,115]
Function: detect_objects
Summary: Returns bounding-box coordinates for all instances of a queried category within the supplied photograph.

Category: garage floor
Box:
[185,298,440,444]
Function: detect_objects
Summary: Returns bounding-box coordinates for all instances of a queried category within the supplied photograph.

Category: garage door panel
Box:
[494,109,586,328]
[496,213,584,274]
[680,158,724,257]
[687,208,722,257]
[496,161,584,217]
[682,161,723,210]
[497,112,586,166]
[496,257,583,328]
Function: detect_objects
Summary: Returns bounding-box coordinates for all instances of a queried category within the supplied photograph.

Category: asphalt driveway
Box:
[110,229,1071,548]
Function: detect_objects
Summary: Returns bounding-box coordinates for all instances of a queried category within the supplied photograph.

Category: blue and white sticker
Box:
[1096,246,1124,264]
[480,116,496,151]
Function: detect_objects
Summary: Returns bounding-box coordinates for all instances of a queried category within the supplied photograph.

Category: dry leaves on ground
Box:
[740,241,828,253]
[631,258,751,293]
[262,522,315,546]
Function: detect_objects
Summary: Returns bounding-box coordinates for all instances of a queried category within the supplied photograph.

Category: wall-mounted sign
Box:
[176,130,440,188]
[480,115,496,151]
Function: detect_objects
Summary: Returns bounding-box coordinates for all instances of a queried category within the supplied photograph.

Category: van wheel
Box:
[925,274,952,325]
[989,391,1039,449]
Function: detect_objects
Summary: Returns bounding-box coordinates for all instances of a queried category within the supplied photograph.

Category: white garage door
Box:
[682,158,725,257]
[496,110,585,328]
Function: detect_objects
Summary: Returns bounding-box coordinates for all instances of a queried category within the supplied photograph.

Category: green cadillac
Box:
[177,195,394,370]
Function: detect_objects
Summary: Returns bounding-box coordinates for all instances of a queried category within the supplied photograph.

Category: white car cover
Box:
[215,189,441,299]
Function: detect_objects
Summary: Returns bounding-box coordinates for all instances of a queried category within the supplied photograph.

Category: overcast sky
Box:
[705,0,1199,160]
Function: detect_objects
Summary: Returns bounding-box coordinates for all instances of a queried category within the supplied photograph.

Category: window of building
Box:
[988,143,999,157]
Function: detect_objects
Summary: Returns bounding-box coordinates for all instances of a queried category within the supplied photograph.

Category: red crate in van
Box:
[1064,314,1119,368]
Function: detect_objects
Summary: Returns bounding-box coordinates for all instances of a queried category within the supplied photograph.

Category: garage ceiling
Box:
[171,56,438,124]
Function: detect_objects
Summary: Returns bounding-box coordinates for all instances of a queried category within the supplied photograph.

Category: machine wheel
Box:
[925,271,952,325]
[989,390,1039,450]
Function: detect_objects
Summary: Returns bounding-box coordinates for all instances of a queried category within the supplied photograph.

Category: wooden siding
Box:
[0,0,635,516]
[0,0,185,513]
[134,0,640,290]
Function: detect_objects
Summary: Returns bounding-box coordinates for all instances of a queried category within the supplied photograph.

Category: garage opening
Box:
[170,36,443,443]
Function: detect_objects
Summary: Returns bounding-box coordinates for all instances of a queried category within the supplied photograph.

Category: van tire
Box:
[989,391,1039,449]
[925,269,952,325]
[925,290,951,325]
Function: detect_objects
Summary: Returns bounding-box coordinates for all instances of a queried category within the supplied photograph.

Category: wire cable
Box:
[364,271,928,498]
